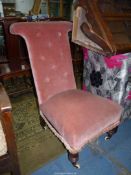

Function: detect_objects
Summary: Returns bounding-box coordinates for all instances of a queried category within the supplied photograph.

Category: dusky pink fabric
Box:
[10,21,76,104]
[10,21,122,153]
[41,89,122,152]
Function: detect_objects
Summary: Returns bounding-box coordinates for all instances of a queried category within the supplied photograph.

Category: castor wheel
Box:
[44,125,47,130]
[105,136,110,141]
[68,152,80,168]
[105,127,118,141]
[73,163,80,169]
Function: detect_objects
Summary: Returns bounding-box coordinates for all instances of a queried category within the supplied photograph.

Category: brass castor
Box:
[73,163,80,169]
[105,126,118,141]
[68,152,80,168]
[44,125,47,130]
[105,136,110,141]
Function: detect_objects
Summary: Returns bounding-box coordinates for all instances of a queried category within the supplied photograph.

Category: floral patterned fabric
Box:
[83,49,131,121]
[0,120,7,156]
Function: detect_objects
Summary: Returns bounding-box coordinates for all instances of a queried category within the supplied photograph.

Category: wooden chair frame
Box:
[0,83,21,175]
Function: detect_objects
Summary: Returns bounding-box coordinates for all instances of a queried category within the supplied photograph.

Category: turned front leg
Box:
[105,126,118,140]
[68,152,80,168]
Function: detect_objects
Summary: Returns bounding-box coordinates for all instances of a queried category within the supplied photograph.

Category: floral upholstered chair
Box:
[10,21,123,168]
[0,83,21,175]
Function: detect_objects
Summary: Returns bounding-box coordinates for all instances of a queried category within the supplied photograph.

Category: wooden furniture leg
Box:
[68,152,80,168]
[0,83,21,175]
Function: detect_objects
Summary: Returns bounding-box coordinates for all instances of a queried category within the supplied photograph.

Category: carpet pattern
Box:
[10,92,65,175]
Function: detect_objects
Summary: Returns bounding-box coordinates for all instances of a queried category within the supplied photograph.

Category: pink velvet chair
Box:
[10,21,123,168]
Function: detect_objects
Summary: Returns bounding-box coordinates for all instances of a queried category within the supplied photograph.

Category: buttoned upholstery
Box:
[10,22,76,105]
[10,21,123,162]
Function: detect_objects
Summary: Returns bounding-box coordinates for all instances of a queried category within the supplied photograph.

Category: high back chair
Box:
[0,83,21,175]
[10,21,123,168]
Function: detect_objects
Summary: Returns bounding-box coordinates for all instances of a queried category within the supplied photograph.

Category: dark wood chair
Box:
[0,17,32,96]
[0,83,21,175]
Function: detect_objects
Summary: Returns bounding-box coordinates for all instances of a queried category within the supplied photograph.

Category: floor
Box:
[32,119,131,175]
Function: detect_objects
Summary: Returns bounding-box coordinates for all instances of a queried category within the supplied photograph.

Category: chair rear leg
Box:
[105,126,118,140]
[40,117,47,130]
[68,152,80,168]
[11,165,21,175]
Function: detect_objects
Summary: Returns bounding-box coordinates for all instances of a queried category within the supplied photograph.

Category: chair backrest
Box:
[10,21,76,105]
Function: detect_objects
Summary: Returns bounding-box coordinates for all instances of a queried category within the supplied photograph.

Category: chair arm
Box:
[0,83,12,113]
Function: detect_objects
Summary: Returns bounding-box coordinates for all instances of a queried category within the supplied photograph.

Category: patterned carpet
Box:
[11,92,65,175]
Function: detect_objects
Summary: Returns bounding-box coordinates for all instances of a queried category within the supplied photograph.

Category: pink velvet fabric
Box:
[41,89,122,151]
[10,21,123,153]
[10,22,76,104]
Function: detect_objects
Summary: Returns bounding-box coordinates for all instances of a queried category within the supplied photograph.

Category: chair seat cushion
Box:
[0,121,7,156]
[40,89,123,152]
